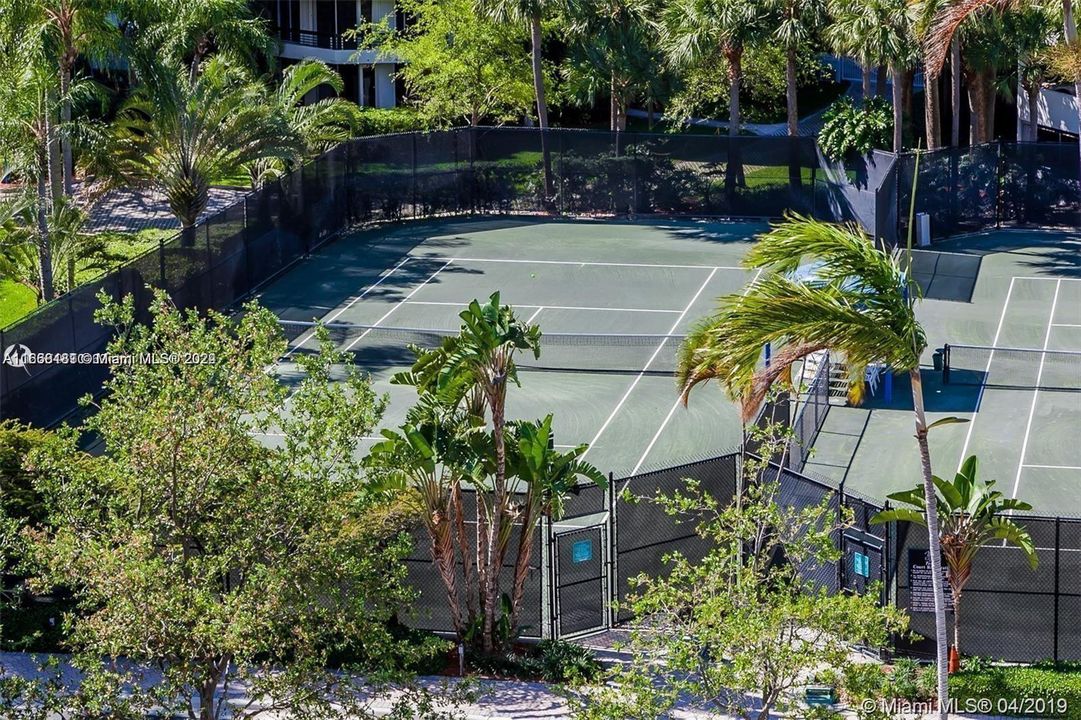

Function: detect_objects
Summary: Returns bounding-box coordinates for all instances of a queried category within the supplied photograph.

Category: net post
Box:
[942,344,951,384]
[606,470,616,629]
[1054,516,1061,663]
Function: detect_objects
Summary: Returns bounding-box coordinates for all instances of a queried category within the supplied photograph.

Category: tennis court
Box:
[252,217,766,478]
[805,229,1081,515]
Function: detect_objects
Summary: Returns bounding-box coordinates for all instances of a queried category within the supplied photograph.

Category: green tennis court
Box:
[805,229,1081,516]
[252,217,767,478]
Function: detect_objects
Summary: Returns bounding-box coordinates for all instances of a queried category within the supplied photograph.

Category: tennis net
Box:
[279,320,689,375]
[943,343,1081,391]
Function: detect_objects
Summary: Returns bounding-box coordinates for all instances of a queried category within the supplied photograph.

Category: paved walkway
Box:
[79,184,249,234]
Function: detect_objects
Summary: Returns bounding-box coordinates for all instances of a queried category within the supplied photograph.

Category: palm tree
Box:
[0,44,58,301]
[872,455,1037,658]
[767,0,827,138]
[506,415,604,637]
[827,0,917,151]
[248,60,362,186]
[913,0,945,149]
[476,0,557,202]
[675,215,951,720]
[660,0,765,139]
[394,292,542,652]
[108,57,300,229]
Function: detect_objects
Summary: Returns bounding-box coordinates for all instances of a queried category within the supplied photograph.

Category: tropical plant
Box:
[675,214,953,720]
[660,0,767,138]
[818,96,893,160]
[247,59,362,186]
[765,0,828,137]
[108,57,300,228]
[356,0,536,127]
[826,0,917,151]
[872,455,1037,655]
[565,0,661,131]
[475,0,557,200]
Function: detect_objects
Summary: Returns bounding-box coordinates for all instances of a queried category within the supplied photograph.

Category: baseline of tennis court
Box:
[805,229,1081,516]
[252,217,767,478]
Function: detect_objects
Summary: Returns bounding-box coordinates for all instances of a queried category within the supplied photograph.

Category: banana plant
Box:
[872,455,1037,655]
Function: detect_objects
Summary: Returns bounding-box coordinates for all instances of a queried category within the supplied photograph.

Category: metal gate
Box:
[551,523,609,638]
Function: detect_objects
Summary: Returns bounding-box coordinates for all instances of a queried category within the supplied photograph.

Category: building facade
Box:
[254,0,401,108]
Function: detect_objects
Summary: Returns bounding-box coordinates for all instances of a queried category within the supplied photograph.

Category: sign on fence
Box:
[907,548,954,613]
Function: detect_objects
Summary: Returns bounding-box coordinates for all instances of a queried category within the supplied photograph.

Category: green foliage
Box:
[355,107,437,136]
[950,663,1081,719]
[817,96,893,161]
[574,425,908,719]
[468,639,601,683]
[14,291,454,719]
[356,0,536,127]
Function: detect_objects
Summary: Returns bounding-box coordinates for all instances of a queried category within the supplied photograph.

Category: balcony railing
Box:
[274,26,358,51]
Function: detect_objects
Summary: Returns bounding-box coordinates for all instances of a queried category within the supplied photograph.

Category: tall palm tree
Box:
[913,0,945,149]
[828,0,917,151]
[108,57,300,228]
[660,0,765,139]
[0,43,58,301]
[872,455,1037,659]
[675,215,951,720]
[767,0,827,138]
[476,0,557,201]
[565,0,659,132]
[394,293,542,652]
[248,60,362,186]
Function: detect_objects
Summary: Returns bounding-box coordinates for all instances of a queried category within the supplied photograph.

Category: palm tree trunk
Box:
[861,66,872,102]
[910,368,949,720]
[482,386,508,652]
[529,13,554,206]
[786,47,798,137]
[452,483,478,624]
[953,588,962,654]
[46,89,63,205]
[508,499,536,639]
[951,38,962,146]
[984,68,997,141]
[1026,80,1040,142]
[891,66,904,152]
[726,46,742,138]
[35,139,54,303]
[610,73,617,133]
[925,68,941,150]
[61,64,73,196]
[1063,0,1081,184]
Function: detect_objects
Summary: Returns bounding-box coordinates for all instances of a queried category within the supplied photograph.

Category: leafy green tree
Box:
[107,56,299,228]
[873,455,1037,656]
[675,215,953,719]
[20,292,447,720]
[357,0,536,127]
[564,0,661,131]
[248,59,363,185]
[574,428,906,720]
[660,0,767,137]
[817,96,893,160]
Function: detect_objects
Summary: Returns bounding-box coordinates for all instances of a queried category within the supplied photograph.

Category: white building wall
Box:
[1019,85,1079,137]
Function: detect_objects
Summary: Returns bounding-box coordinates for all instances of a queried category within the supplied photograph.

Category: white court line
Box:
[583,267,720,464]
[1024,464,1081,471]
[1009,276,1081,283]
[1011,278,1062,501]
[404,300,682,314]
[957,276,1018,469]
[1052,323,1081,328]
[628,268,765,476]
[342,259,455,352]
[524,306,545,324]
[444,255,742,271]
[283,255,413,358]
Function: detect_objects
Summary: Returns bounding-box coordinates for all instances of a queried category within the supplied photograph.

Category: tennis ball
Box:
[531,273,536,278]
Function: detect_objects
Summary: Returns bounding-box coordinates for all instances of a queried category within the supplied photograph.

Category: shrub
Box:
[355,107,435,136]
[817,97,892,161]
[950,662,1081,719]
[535,639,602,683]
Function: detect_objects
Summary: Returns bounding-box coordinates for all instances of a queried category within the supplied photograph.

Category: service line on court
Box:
[628,268,764,477]
[428,255,740,271]
[341,259,456,352]
[956,276,1018,469]
[1010,278,1062,502]
[405,300,683,314]
[282,255,414,358]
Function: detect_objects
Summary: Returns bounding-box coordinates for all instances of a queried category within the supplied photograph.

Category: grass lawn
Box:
[0,280,38,329]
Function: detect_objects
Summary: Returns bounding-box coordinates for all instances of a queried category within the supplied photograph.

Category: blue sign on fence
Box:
[853,552,870,578]
[572,539,593,564]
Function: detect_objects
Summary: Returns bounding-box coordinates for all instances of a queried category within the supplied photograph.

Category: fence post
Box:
[1054,516,1061,662]
[994,142,1004,228]
[836,486,845,593]
[158,239,167,289]
[557,129,565,216]
[607,471,616,628]
[411,132,418,219]
[547,511,557,639]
